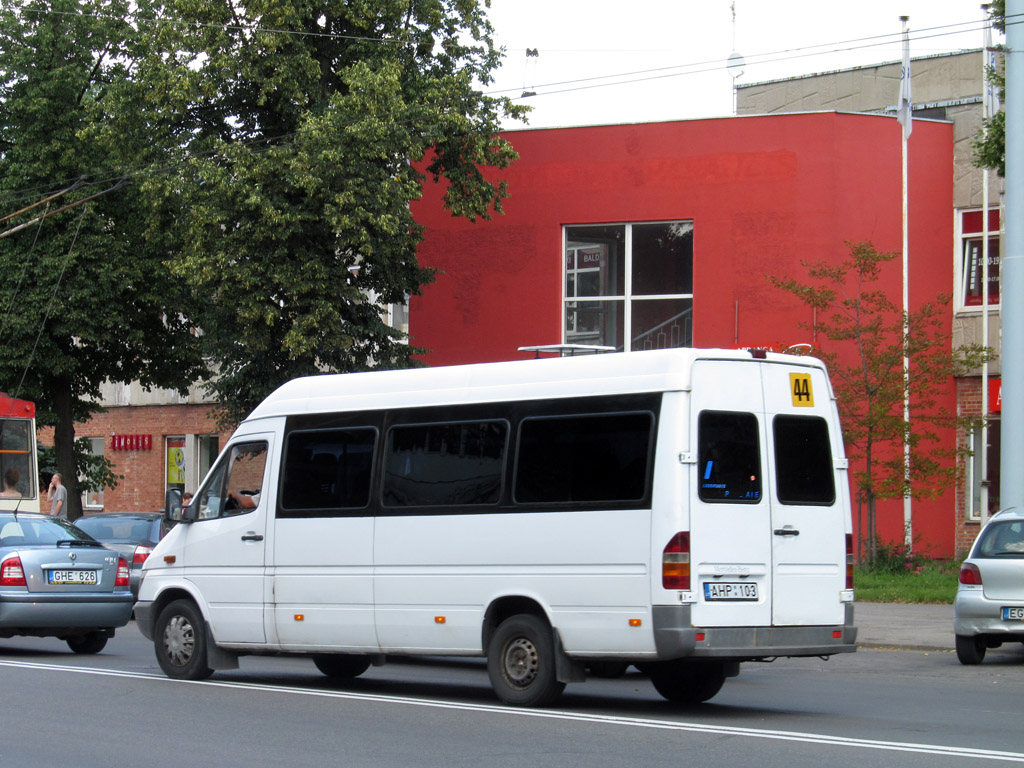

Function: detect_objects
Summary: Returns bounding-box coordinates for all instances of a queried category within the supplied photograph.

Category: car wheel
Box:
[487,614,565,707]
[66,631,108,655]
[649,660,727,704]
[955,634,987,665]
[313,654,372,679]
[155,599,214,680]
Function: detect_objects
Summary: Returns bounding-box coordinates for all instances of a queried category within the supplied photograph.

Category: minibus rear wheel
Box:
[487,614,565,707]
[649,660,726,704]
[313,654,372,679]
[154,599,214,680]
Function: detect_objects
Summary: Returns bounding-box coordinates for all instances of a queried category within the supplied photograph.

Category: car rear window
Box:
[974,520,1024,558]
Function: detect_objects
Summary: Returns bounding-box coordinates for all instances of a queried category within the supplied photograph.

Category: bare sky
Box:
[484,0,1000,129]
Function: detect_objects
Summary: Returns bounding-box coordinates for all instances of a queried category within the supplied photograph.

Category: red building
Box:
[410,111,959,556]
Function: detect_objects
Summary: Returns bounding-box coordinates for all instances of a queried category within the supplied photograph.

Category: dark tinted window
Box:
[773,415,836,505]
[515,412,652,504]
[281,429,376,511]
[383,421,507,507]
[698,411,761,503]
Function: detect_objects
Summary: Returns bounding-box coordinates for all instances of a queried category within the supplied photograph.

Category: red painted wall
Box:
[411,112,957,556]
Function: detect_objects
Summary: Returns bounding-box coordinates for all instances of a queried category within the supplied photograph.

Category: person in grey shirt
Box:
[47,473,67,518]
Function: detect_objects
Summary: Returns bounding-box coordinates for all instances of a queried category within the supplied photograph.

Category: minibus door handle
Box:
[773,527,800,537]
[241,533,264,542]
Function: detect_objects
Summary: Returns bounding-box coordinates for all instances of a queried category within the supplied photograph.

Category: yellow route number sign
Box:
[789,373,814,407]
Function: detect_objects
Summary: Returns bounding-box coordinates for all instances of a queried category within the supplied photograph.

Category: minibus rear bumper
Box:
[652,604,858,660]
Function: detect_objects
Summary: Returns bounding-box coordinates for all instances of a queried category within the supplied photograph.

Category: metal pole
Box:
[981,5,993,526]
[1001,0,1024,510]
[900,17,913,548]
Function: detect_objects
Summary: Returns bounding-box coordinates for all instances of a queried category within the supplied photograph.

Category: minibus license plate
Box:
[48,570,98,585]
[1002,607,1024,622]
[704,582,758,601]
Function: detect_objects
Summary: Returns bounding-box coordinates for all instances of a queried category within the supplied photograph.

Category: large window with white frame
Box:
[958,209,1001,310]
[81,436,105,510]
[966,419,1000,522]
[564,221,693,351]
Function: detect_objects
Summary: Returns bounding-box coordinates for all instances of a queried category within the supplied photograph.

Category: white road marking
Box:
[3,658,1023,762]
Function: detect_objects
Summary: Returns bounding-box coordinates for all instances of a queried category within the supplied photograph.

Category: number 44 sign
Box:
[789,373,815,407]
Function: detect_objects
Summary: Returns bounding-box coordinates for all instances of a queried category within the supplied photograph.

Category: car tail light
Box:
[846,534,854,589]
[132,545,153,567]
[0,556,26,586]
[115,557,130,588]
[959,562,983,585]
[663,532,691,590]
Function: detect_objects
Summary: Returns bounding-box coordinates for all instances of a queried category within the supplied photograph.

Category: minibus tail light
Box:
[663,533,690,590]
[846,534,854,590]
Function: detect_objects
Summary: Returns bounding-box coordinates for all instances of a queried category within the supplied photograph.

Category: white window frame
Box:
[956,208,1002,313]
[81,436,105,510]
[562,221,694,352]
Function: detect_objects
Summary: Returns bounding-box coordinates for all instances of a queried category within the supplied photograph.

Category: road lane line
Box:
[3,658,1022,763]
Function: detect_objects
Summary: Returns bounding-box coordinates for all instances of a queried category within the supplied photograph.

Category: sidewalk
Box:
[854,602,953,650]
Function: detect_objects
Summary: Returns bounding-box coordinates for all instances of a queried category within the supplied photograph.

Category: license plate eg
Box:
[1002,606,1024,622]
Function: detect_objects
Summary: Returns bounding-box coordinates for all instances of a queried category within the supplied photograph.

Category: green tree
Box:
[769,242,988,562]
[0,0,204,519]
[134,0,527,425]
[974,0,1005,175]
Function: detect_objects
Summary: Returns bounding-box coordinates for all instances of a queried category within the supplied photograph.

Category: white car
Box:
[953,507,1024,664]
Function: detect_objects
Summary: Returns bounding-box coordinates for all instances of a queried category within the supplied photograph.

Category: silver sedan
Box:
[953,507,1024,664]
[0,512,134,653]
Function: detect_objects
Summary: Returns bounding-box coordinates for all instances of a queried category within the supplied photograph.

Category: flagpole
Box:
[980,4,993,527]
[899,16,913,550]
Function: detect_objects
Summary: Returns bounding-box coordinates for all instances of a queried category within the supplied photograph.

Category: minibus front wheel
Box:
[154,598,214,681]
[487,613,566,707]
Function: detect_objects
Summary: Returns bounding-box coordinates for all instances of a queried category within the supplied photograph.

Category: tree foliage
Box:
[769,242,989,560]
[973,0,1005,175]
[0,0,525,509]
[133,0,527,424]
[0,0,205,519]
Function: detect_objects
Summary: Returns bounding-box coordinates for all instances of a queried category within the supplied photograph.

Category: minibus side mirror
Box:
[164,488,190,524]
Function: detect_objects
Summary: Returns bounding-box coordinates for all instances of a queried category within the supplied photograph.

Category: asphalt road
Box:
[2,622,1023,768]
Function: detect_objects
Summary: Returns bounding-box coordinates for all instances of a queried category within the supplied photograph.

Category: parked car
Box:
[0,511,134,653]
[953,507,1024,664]
[73,512,171,599]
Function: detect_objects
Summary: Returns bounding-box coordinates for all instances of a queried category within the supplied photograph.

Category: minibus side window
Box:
[197,441,268,519]
[280,428,376,513]
[383,420,507,507]
[514,412,652,504]
[773,415,835,505]
[697,411,761,503]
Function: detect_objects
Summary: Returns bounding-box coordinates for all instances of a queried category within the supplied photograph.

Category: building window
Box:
[959,209,1001,310]
[198,435,219,485]
[564,221,693,351]
[967,420,1000,522]
[81,437,105,509]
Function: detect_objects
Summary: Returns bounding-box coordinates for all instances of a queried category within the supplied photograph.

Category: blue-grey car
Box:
[73,512,172,599]
[0,512,134,653]
[954,507,1024,664]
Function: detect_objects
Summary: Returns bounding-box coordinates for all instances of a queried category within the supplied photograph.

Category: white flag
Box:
[897,25,912,140]
[984,20,1000,119]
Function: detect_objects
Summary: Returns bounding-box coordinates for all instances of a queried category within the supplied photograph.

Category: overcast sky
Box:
[483,0,1001,129]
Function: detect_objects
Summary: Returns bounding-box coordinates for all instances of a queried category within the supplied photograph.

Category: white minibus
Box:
[136,348,856,706]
